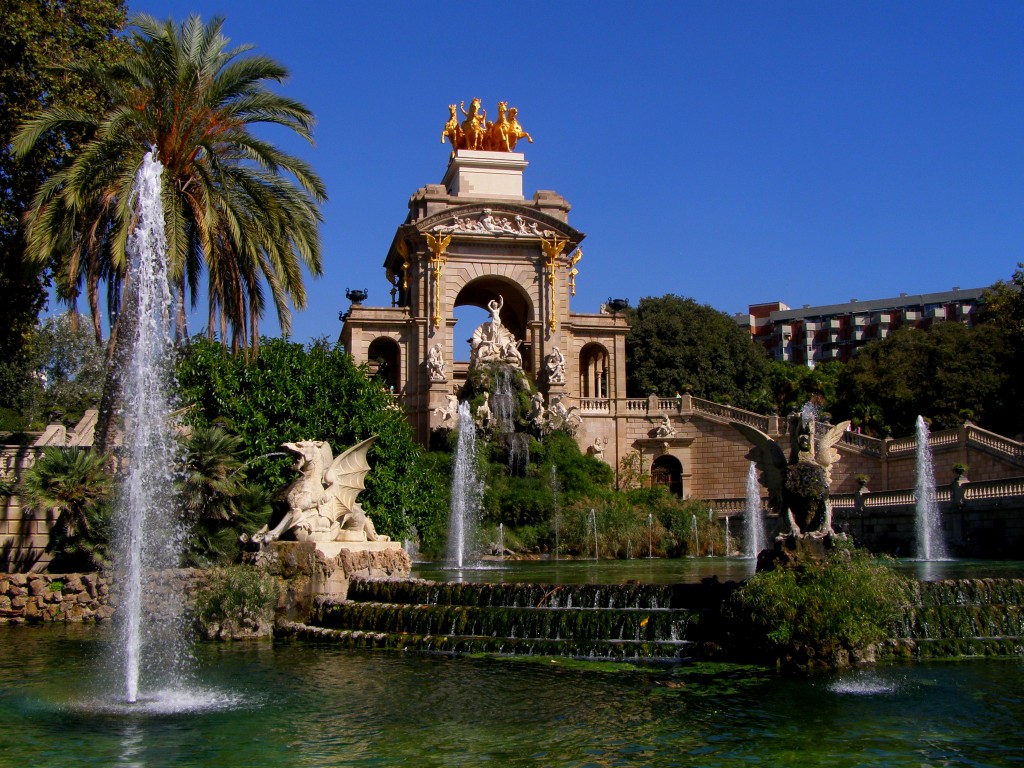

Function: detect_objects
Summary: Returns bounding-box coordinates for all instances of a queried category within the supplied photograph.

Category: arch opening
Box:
[367,337,401,394]
[579,343,610,399]
[452,277,534,367]
[651,454,683,497]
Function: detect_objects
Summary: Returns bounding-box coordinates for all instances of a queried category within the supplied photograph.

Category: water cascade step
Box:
[884,578,1024,659]
[280,577,734,660]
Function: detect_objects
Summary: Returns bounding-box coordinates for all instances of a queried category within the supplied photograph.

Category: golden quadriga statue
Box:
[442,99,533,155]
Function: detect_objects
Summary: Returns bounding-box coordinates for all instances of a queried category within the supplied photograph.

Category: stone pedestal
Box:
[442,150,527,199]
[756,533,849,573]
[259,540,411,623]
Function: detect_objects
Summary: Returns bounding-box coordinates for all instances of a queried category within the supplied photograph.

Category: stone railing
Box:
[578,398,611,413]
[825,476,1023,514]
[708,497,770,516]
[964,477,1024,501]
[0,445,42,482]
[624,399,648,413]
[689,396,771,431]
[966,425,1024,464]
[838,430,883,456]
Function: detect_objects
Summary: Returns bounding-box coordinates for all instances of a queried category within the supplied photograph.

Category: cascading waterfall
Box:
[550,466,560,560]
[744,462,766,558]
[448,401,482,567]
[647,513,654,559]
[724,516,731,556]
[115,150,187,704]
[493,367,528,475]
[690,514,699,557]
[915,416,948,561]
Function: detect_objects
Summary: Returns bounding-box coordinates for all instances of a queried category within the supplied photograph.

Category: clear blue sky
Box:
[127,0,1023,343]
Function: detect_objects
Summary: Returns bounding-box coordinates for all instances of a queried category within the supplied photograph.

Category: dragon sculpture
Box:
[250,436,388,545]
[732,413,850,538]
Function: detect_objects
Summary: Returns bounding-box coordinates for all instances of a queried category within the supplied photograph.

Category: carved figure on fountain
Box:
[543,347,566,386]
[250,437,388,545]
[470,295,523,371]
[732,413,850,538]
[426,342,447,382]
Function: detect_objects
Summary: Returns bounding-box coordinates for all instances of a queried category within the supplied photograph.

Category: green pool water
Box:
[2,624,1022,767]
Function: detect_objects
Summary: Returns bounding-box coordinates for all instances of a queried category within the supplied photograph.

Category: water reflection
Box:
[3,625,1024,767]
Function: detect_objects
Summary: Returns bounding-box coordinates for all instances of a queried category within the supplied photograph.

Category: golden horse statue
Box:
[459,98,487,150]
[507,106,533,150]
[441,104,460,155]
[485,101,512,151]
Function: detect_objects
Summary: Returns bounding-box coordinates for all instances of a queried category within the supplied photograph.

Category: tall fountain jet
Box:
[915,416,948,561]
[115,150,187,703]
[447,401,481,567]
[743,462,766,558]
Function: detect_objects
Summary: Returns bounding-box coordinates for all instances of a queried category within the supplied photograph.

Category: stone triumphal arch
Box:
[340,110,629,465]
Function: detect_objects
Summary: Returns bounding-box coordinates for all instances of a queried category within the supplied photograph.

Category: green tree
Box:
[19,446,113,571]
[766,359,843,417]
[625,294,771,409]
[0,0,127,408]
[176,337,448,550]
[833,321,1014,437]
[15,13,326,351]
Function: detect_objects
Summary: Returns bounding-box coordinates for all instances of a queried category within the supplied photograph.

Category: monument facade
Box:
[340,100,629,470]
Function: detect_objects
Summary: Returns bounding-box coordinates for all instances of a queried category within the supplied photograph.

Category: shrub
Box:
[728,542,911,669]
[194,565,278,640]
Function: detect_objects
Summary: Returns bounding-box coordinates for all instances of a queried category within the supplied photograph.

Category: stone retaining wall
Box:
[0,572,114,623]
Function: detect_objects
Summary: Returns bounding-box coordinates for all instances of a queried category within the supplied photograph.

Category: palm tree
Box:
[19,447,113,570]
[180,424,272,565]
[15,14,327,351]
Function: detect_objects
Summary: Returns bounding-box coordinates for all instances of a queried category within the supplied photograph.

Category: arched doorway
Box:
[651,455,683,497]
[367,337,401,394]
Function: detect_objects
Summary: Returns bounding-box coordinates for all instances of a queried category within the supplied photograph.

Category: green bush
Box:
[728,542,912,669]
[194,565,278,640]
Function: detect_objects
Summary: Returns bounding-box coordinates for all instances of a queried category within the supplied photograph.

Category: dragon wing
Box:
[815,420,851,472]
[324,435,379,513]
[730,422,788,516]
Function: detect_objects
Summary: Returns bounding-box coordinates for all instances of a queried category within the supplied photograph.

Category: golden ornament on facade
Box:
[441,99,533,154]
[425,233,452,330]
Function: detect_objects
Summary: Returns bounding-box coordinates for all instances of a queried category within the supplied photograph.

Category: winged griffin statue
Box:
[250,436,389,545]
[732,413,850,538]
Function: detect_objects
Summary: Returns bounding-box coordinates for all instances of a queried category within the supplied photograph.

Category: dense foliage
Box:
[176,337,448,551]
[830,321,1017,437]
[0,0,127,411]
[729,543,911,669]
[625,295,771,409]
[193,564,278,640]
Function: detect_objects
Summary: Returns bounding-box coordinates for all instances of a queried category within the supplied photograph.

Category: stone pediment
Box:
[415,204,580,244]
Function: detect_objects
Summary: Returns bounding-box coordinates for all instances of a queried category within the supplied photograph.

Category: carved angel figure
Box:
[731,415,850,537]
[250,436,388,545]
